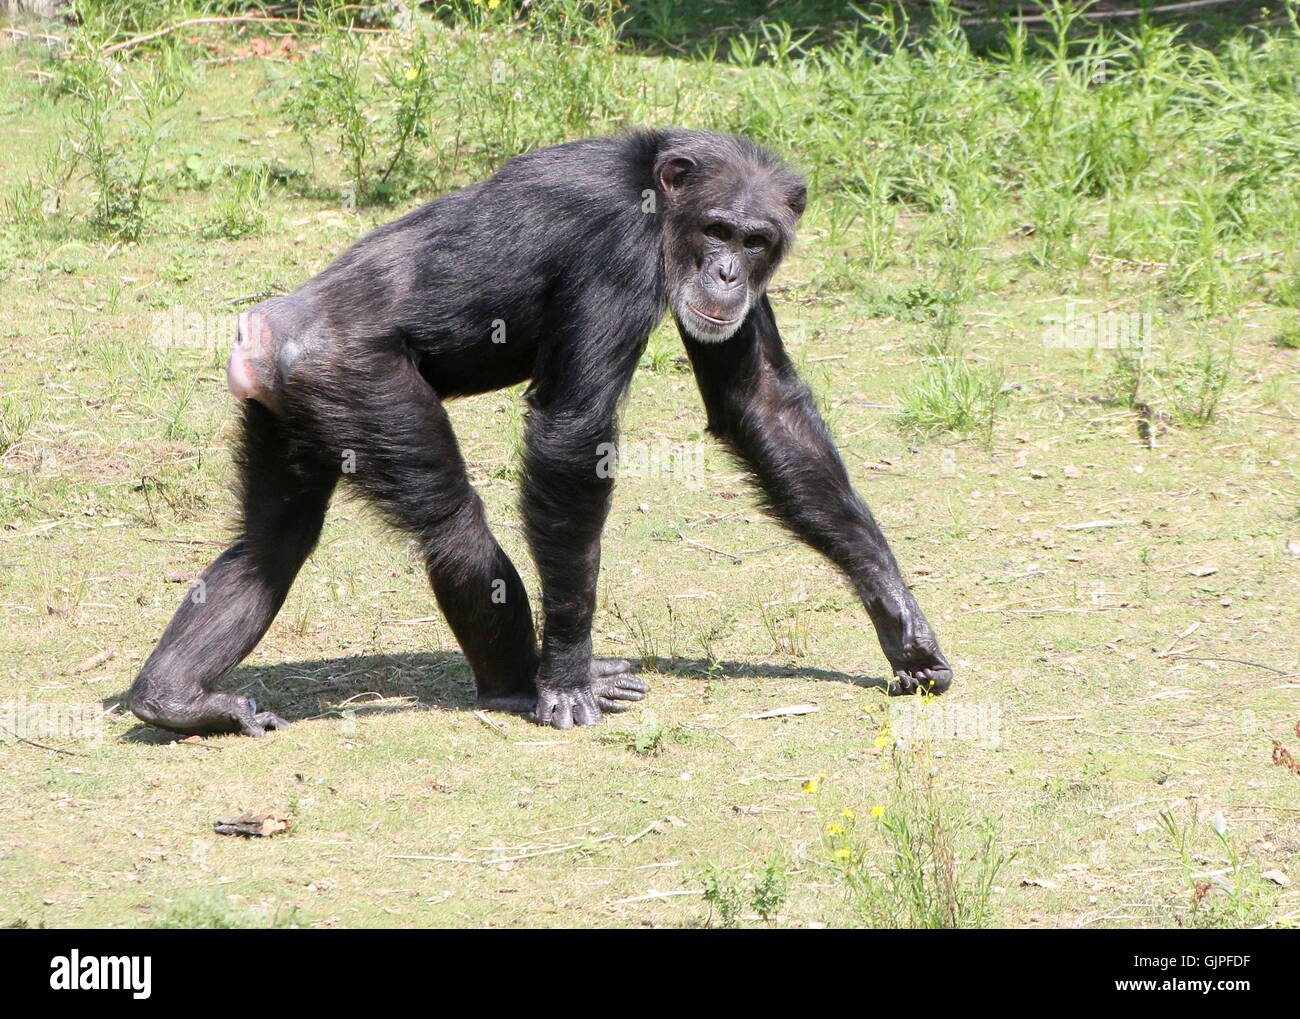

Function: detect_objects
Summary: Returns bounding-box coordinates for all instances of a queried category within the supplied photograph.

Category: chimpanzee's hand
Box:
[875,599,953,696]
[887,640,953,696]
[533,658,650,729]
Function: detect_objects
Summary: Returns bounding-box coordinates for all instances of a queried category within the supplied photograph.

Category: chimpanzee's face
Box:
[657,148,805,344]
[671,207,782,342]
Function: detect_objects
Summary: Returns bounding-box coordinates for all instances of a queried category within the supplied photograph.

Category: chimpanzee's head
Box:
[656,133,806,343]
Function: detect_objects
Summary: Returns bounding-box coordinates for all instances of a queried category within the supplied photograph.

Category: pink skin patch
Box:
[226,309,271,402]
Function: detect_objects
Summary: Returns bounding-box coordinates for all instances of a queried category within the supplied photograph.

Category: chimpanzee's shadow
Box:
[117,652,888,738]
[655,657,889,692]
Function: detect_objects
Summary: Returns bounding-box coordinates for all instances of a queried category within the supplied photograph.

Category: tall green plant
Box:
[60,36,186,239]
[283,6,438,204]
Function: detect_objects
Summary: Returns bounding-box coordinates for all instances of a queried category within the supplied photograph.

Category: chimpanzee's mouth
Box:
[687,305,741,327]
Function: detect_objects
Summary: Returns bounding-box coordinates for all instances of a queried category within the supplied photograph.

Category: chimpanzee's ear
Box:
[655,154,697,195]
[787,182,808,218]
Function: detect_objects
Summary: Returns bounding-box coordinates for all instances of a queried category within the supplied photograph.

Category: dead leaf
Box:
[1187,565,1219,577]
[1021,877,1059,889]
[1272,739,1300,775]
[1261,869,1290,887]
[213,812,293,838]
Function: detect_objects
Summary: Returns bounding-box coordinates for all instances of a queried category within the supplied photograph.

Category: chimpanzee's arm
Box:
[681,295,952,694]
[520,286,658,727]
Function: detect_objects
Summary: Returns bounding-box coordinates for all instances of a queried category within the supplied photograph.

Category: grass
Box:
[0,1,1297,928]
[818,743,1011,928]
[895,351,1008,438]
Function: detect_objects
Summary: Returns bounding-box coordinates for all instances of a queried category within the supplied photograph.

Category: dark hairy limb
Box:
[310,348,543,705]
[681,295,952,695]
[129,403,337,735]
[520,286,660,728]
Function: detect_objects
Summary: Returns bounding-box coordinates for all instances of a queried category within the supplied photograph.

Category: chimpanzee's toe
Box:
[533,685,605,729]
[590,659,649,712]
[237,698,289,736]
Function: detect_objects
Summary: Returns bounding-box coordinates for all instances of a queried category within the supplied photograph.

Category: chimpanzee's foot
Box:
[477,659,650,727]
[130,690,289,737]
[533,660,650,728]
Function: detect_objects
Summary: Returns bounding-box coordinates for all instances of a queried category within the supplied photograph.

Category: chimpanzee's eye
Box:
[744,234,769,251]
[704,224,732,242]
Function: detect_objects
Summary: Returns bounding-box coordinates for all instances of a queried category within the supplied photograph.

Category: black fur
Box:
[129,128,950,736]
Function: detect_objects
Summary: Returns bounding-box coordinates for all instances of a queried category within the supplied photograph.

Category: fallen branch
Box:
[472,709,509,737]
[675,530,742,563]
[1163,654,1288,675]
[0,724,85,757]
[963,0,1250,27]
[72,649,115,674]
[100,15,385,58]
[394,834,621,866]
[1156,621,1200,658]
[744,704,819,720]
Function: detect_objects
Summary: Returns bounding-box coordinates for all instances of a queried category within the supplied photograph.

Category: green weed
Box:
[816,746,1010,929]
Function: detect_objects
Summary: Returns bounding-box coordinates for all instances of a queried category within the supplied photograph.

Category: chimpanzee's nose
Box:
[715,258,739,285]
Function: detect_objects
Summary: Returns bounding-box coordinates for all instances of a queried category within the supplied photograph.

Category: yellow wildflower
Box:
[841,808,855,819]
[873,734,889,749]
[404,67,419,81]
[870,805,886,818]
[825,822,845,836]
[834,848,851,859]
[801,773,826,794]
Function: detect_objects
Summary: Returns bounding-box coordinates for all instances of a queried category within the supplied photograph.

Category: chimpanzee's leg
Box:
[319,349,546,710]
[129,403,337,735]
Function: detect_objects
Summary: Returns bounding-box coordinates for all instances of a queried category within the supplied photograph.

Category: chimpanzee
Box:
[129,129,952,736]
